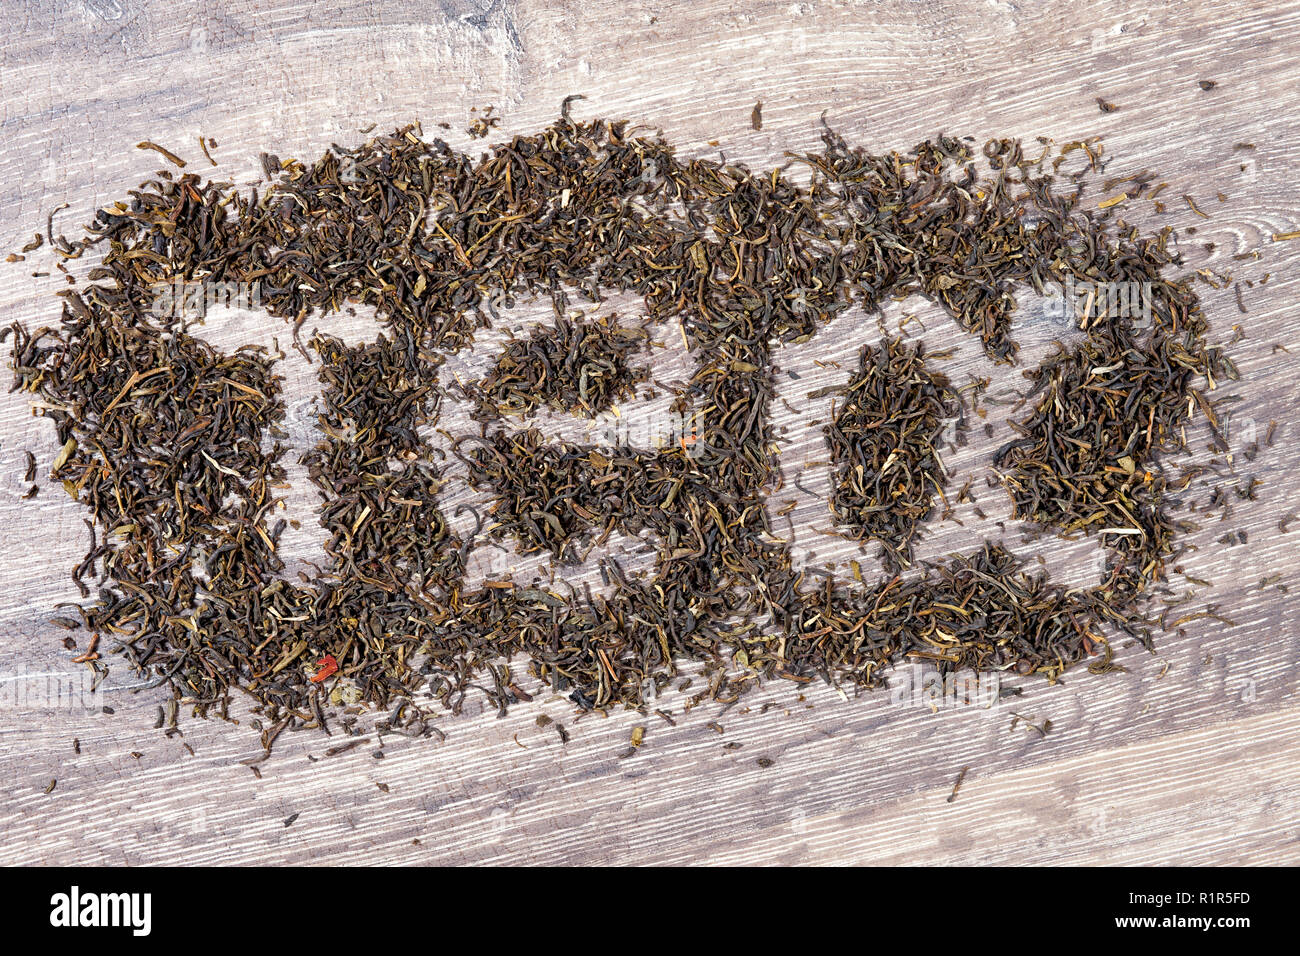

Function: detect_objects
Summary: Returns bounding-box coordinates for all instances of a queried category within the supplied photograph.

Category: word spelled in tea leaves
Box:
[8,109,1234,746]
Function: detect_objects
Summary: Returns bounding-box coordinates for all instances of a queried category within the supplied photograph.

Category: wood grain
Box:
[1,0,1298,866]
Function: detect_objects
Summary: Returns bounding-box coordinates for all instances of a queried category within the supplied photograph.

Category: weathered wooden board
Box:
[1,0,1298,865]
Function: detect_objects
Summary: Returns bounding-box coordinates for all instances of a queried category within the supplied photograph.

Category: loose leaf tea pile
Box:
[825,337,961,572]
[9,107,1234,741]
[473,312,648,419]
